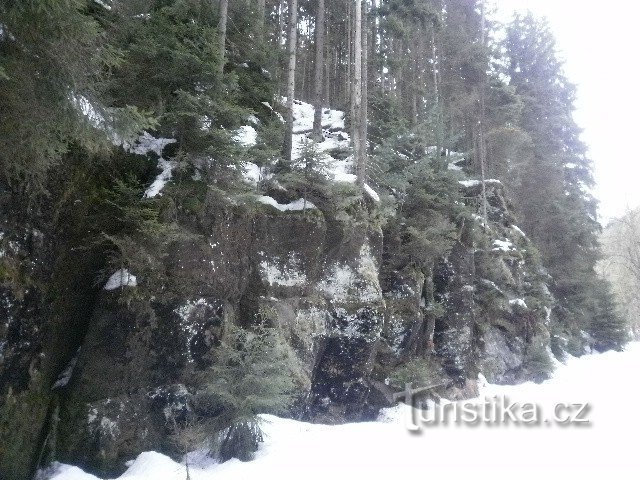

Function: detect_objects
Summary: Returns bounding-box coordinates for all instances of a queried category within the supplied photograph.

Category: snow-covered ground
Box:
[43,343,640,480]
[237,99,381,203]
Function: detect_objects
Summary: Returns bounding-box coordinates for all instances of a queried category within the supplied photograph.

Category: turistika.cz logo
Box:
[393,383,591,431]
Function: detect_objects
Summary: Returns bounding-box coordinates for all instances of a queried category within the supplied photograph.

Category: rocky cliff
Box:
[0,107,556,479]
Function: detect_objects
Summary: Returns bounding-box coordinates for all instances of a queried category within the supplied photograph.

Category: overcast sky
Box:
[493,0,640,224]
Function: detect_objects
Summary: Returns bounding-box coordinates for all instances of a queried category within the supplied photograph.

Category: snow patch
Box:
[52,351,79,389]
[144,158,175,198]
[39,463,101,480]
[126,131,176,157]
[318,244,382,303]
[260,255,307,287]
[509,298,528,309]
[122,132,177,198]
[328,157,380,201]
[257,196,316,212]
[104,269,137,290]
[492,239,515,252]
[287,98,351,161]
[233,125,258,147]
[73,96,104,128]
[93,0,112,10]
[275,99,382,202]
[459,178,502,188]
[363,183,381,202]
[285,98,345,133]
[511,225,526,237]
[38,343,640,480]
[447,158,465,171]
[242,162,261,186]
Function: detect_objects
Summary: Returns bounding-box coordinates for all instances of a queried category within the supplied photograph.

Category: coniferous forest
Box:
[0,1,631,479]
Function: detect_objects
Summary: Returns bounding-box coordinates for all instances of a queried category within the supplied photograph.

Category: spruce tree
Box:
[588,279,628,352]
[0,0,125,194]
[192,325,296,462]
[503,14,618,350]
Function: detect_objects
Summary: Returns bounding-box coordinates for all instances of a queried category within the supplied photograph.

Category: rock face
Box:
[433,234,477,383]
[0,175,555,478]
[47,203,387,473]
[372,180,554,396]
[0,222,53,480]
[0,190,106,480]
[469,181,554,384]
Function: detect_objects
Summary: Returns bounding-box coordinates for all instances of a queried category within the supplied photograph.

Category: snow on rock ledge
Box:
[331,160,380,202]
[257,196,317,212]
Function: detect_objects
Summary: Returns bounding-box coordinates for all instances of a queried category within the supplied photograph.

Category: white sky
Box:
[493,0,640,224]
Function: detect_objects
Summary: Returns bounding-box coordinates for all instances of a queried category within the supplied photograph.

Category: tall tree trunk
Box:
[353,0,363,185]
[432,27,443,155]
[217,0,229,76]
[276,0,285,97]
[324,24,330,110]
[478,0,488,223]
[348,4,353,123]
[283,0,299,163]
[359,2,368,166]
[411,36,418,126]
[371,0,378,83]
[312,0,326,141]
[256,0,266,43]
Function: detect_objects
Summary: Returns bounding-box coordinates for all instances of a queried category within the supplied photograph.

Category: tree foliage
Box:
[192,324,296,462]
